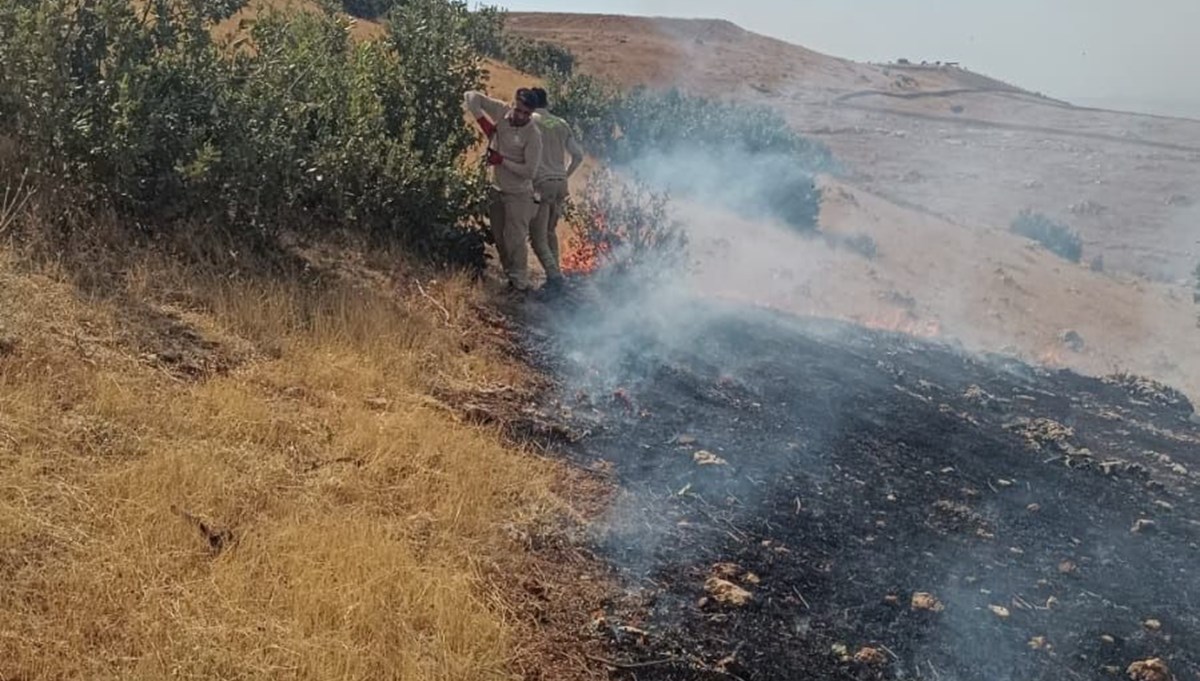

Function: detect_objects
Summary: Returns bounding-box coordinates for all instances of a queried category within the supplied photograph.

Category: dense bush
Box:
[461,3,506,58]
[542,73,623,153]
[562,168,686,280]
[546,72,831,232]
[501,36,574,76]
[0,0,492,268]
[1010,210,1083,263]
[334,0,507,64]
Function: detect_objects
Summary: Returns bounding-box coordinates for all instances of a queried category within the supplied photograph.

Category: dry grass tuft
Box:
[0,232,575,680]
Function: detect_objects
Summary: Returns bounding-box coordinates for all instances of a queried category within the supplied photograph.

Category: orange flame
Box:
[1036,344,1066,368]
[561,209,611,275]
[561,237,606,275]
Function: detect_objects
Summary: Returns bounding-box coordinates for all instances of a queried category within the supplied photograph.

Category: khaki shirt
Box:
[464,91,542,195]
[532,109,584,183]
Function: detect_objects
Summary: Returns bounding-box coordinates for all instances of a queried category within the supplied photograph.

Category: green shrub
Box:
[612,88,833,172]
[544,73,623,154]
[0,0,242,217]
[334,0,507,62]
[562,168,686,280]
[836,232,878,259]
[1011,210,1083,263]
[462,3,506,58]
[547,73,832,232]
[0,0,492,269]
[501,36,574,77]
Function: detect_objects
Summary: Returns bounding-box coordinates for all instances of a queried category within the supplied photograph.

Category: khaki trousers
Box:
[488,188,537,290]
[531,178,568,282]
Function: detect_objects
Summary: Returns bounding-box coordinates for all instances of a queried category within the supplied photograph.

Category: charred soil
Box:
[517,293,1200,681]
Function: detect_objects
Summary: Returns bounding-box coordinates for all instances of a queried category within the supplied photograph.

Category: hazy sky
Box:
[498,0,1200,115]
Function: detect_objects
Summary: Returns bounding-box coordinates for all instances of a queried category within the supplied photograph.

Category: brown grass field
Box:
[0,8,612,677]
[0,218,594,679]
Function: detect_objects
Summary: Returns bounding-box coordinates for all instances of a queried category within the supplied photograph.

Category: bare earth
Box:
[506,12,1200,399]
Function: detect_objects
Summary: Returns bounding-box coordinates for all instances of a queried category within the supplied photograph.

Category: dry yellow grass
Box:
[0,242,565,680]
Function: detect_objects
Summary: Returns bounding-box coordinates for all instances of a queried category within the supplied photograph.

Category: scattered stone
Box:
[1061,330,1085,352]
[1143,619,1163,632]
[990,605,1011,619]
[1059,560,1079,575]
[1029,636,1050,651]
[884,594,901,606]
[743,572,762,586]
[1103,373,1194,414]
[1101,634,1117,645]
[693,450,728,466]
[1011,417,1075,452]
[675,434,698,446]
[963,384,997,407]
[1124,462,1151,479]
[997,479,1014,488]
[711,562,742,579]
[1127,658,1174,681]
[911,592,944,613]
[1070,200,1107,216]
[1131,519,1158,534]
[1169,463,1189,476]
[705,578,753,607]
[1154,501,1175,512]
[831,643,850,662]
[617,624,649,639]
[854,647,888,666]
[1028,503,1042,513]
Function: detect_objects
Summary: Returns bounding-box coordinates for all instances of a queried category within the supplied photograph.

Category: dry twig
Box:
[415,279,452,324]
[585,654,680,670]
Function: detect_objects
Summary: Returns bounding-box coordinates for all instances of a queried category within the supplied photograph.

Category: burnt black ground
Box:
[519,292,1200,681]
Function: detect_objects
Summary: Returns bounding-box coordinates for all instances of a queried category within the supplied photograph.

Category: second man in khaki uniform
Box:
[529,87,584,292]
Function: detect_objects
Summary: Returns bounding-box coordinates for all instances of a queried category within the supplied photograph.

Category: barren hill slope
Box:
[507,12,1200,282]
[506,12,1021,98]
[506,11,1200,400]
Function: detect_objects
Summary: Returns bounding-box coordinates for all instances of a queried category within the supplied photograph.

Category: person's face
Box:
[510,101,533,127]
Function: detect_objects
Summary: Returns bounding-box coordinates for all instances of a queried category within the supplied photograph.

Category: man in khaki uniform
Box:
[529,87,585,292]
[464,88,543,292]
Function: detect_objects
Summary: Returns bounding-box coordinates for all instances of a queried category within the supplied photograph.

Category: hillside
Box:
[0,4,605,679]
[505,11,1200,401]
[508,12,1198,280]
[3,4,1199,681]
[0,224,613,679]
[505,12,1018,97]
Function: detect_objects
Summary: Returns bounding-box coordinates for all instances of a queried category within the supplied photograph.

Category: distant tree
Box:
[1010,210,1083,263]
[1193,262,1199,304]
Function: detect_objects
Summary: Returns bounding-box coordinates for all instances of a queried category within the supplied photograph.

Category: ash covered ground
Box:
[520,290,1200,681]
